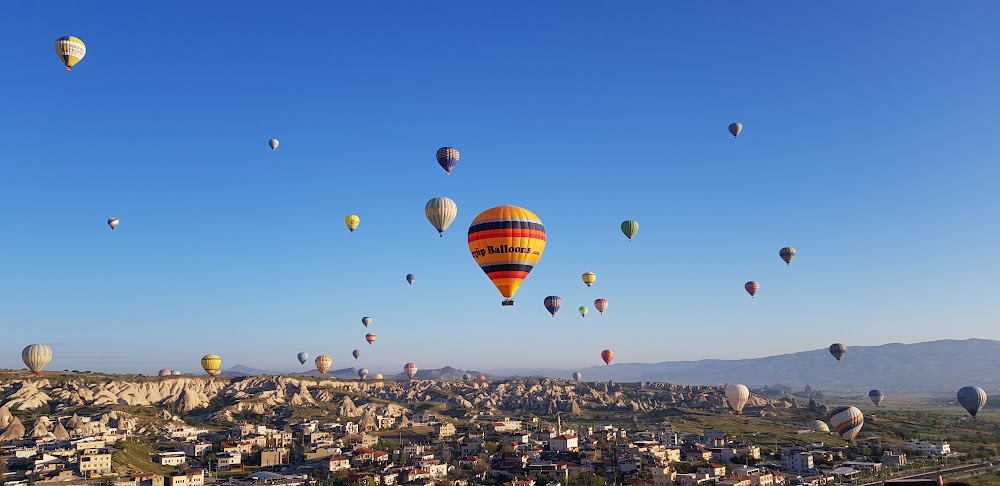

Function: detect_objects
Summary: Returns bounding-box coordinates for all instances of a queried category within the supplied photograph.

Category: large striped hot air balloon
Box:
[404,362,418,379]
[745,281,759,297]
[829,406,864,442]
[425,197,458,237]
[620,220,639,241]
[54,36,86,71]
[21,344,52,375]
[543,296,562,317]
[315,355,332,375]
[345,215,360,233]
[365,333,376,345]
[582,272,597,287]
[957,386,987,418]
[201,354,221,376]
[601,349,614,366]
[779,247,796,265]
[467,205,546,305]
[725,384,750,415]
[829,343,847,362]
[594,298,608,315]
[436,147,460,175]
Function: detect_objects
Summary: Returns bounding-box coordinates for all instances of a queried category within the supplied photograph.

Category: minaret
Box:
[557,412,562,436]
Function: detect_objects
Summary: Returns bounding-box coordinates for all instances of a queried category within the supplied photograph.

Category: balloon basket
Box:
[502,300,515,306]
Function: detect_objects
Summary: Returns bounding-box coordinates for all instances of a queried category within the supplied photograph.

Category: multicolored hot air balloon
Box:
[54,36,86,71]
[108,218,119,230]
[436,147,460,175]
[358,368,369,380]
[315,355,332,375]
[957,386,987,418]
[829,343,847,362]
[158,369,171,377]
[268,139,279,151]
[425,197,458,237]
[573,372,582,382]
[594,298,608,315]
[601,349,614,366]
[779,247,796,265]
[345,215,360,233]
[745,281,759,297]
[621,220,639,241]
[297,352,308,365]
[544,296,562,317]
[582,272,596,287]
[404,362,418,379]
[365,333,376,345]
[829,406,864,442]
[725,384,750,415]
[729,122,743,138]
[353,349,361,360]
[868,389,885,406]
[578,306,588,317]
[463,373,472,381]
[201,354,221,376]
[362,316,373,328]
[21,344,53,375]
[476,374,486,382]
[406,274,416,285]
[468,206,546,305]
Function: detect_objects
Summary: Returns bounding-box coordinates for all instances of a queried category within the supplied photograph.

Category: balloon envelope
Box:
[620,220,639,240]
[868,389,885,406]
[725,384,751,414]
[779,247,796,265]
[463,373,472,381]
[807,420,830,433]
[601,349,614,365]
[315,355,332,375]
[201,354,221,376]
[829,406,864,442]
[745,281,759,297]
[406,274,416,285]
[365,333,376,345]
[297,352,308,365]
[582,272,596,287]
[573,372,582,382]
[158,369,171,377]
[358,368,369,380]
[171,370,181,376]
[476,374,486,382]
[108,218,119,229]
[829,343,847,361]
[22,344,52,375]
[467,206,546,303]
[54,36,86,71]
[268,139,279,151]
[594,298,608,314]
[957,386,987,417]
[404,363,418,379]
[729,122,743,137]
[543,296,562,317]
[373,373,383,380]
[436,147,460,174]
[362,316,373,328]
[345,215,360,232]
[425,197,458,236]
[578,306,588,317]
[353,350,361,360]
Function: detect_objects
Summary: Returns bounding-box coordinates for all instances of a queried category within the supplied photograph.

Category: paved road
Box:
[860,461,994,485]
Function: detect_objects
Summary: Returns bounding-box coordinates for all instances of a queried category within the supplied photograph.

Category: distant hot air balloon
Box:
[108,218,119,230]
[54,36,86,71]
[582,272,596,287]
[725,384,751,415]
[297,352,308,365]
[365,333,376,346]
[829,343,847,362]
[579,306,588,317]
[353,349,361,360]
[201,354,221,376]
[957,386,987,418]
[21,344,53,375]
[373,373,383,380]
[601,349,614,366]
[158,369,171,377]
[315,355,332,375]
[463,373,472,381]
[807,420,830,433]
[362,316,373,328]
[868,389,885,406]
[476,374,486,382]
[468,206,546,305]
[779,247,796,265]
[543,296,562,317]
[573,372,582,382]
[829,406,864,442]
[621,220,639,241]
[404,362,418,379]
[345,215,360,233]
[425,197,458,237]
[436,147,460,175]
[358,368,369,380]
[171,370,181,376]
[745,281,759,298]
[729,122,743,138]
[594,298,608,315]
[406,274,416,285]
[268,139,279,151]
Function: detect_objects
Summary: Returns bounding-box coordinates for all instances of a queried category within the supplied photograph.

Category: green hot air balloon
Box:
[621,220,639,241]
[579,306,588,318]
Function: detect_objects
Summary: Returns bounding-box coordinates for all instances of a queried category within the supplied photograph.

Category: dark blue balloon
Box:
[406,274,416,285]
[544,295,562,317]
[436,147,459,174]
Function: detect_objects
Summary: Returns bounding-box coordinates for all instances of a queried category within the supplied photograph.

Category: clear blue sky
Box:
[1,2,998,376]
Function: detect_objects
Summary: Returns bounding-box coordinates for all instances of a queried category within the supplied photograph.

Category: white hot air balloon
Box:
[425,197,458,237]
[108,218,119,230]
[725,383,750,414]
[268,139,279,151]
[22,344,53,375]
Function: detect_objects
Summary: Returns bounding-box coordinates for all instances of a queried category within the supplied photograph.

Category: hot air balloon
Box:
[594,298,608,315]
[21,344,53,375]
[476,374,486,382]
[621,220,639,241]
[582,272,596,287]
[315,355,332,375]
[362,316,372,328]
[578,306,588,317]
[158,369,171,377]
[268,139,279,151]
[573,372,582,382]
[54,36,86,71]
[807,420,830,433]
[543,296,562,317]
[358,368,369,380]
[868,390,885,406]
[201,354,221,376]
[353,350,361,360]
[468,205,546,305]
[345,215,360,233]
[108,218,119,230]
[601,349,614,366]
[436,147,460,175]
[725,384,751,414]
[365,333,376,345]
[829,406,864,442]
[957,386,987,418]
[745,281,759,297]
[297,352,308,365]
[463,373,472,381]
[404,363,418,379]
[406,274,416,285]
[373,373,383,380]
[425,197,458,237]
[729,122,743,138]
[171,370,181,376]
[779,247,796,265]
[829,343,847,362]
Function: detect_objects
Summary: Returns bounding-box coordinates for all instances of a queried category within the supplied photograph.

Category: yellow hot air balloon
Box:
[345,215,360,233]
[467,205,546,306]
[315,355,332,375]
[200,354,221,376]
[54,36,86,71]
[582,272,597,287]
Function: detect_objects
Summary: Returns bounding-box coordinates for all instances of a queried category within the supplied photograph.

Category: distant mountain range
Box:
[220,339,999,393]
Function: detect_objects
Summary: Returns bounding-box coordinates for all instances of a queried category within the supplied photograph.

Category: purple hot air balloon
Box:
[543,296,562,317]
[436,147,460,175]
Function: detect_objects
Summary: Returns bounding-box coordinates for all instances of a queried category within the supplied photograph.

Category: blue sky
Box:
[1,2,998,376]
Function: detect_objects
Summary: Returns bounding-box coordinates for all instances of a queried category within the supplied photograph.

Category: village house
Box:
[216,451,242,471]
[179,442,212,458]
[435,423,456,439]
[260,448,287,467]
[549,435,579,453]
[697,464,727,478]
[77,448,113,476]
[114,473,165,486]
[326,455,351,472]
[166,469,204,486]
[154,451,188,467]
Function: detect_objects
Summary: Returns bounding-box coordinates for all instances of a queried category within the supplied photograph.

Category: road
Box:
[860,461,995,485]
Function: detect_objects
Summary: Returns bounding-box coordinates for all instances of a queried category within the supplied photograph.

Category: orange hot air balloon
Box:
[601,349,614,366]
[467,205,546,306]
[315,355,332,375]
[365,333,376,346]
